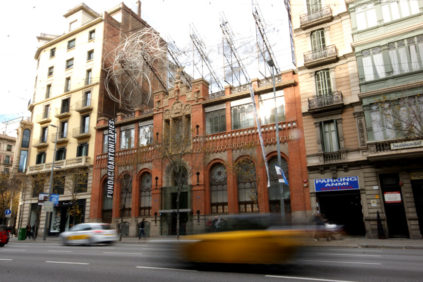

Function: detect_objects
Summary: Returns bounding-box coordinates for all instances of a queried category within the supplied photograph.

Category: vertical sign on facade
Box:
[107,119,116,198]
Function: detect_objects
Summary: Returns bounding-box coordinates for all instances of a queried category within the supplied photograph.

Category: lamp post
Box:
[43,124,58,240]
[267,60,286,219]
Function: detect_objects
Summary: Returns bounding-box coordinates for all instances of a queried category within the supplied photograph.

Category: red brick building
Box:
[89,70,310,237]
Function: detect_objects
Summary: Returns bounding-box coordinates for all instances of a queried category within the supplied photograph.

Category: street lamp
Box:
[43,124,58,240]
[267,59,286,219]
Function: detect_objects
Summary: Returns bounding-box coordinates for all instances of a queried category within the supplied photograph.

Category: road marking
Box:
[47,250,72,253]
[299,259,381,265]
[46,261,89,265]
[104,251,143,256]
[314,252,382,258]
[136,266,195,272]
[265,275,356,282]
[0,259,13,261]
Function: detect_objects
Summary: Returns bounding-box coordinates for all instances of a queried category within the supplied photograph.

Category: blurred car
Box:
[0,225,9,247]
[178,214,309,265]
[60,223,118,246]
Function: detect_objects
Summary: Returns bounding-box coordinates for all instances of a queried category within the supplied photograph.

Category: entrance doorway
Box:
[380,174,409,238]
[411,179,423,236]
[316,190,365,236]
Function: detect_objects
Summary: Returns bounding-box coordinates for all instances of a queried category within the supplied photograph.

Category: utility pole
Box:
[43,124,58,240]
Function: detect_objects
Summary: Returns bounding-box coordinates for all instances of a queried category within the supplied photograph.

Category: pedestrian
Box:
[32,225,37,240]
[26,224,32,239]
[138,219,146,239]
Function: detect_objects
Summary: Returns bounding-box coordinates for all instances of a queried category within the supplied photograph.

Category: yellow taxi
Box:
[178,214,309,265]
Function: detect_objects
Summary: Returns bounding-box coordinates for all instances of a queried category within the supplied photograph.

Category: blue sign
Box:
[50,194,60,207]
[4,209,11,216]
[315,176,359,192]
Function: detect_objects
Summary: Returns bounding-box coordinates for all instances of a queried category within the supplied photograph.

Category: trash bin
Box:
[18,228,27,240]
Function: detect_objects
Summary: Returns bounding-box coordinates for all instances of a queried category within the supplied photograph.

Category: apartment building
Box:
[0,134,16,175]
[89,70,311,237]
[18,3,150,237]
[290,0,373,236]
[349,0,423,238]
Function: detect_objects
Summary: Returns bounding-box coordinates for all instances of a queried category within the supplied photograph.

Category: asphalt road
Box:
[1,241,423,282]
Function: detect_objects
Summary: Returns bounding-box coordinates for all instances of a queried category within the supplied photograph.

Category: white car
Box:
[60,223,118,246]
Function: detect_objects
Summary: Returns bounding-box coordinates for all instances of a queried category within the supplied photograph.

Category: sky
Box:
[0,0,293,134]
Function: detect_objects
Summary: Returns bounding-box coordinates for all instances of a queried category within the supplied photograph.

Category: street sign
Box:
[43,201,54,212]
[4,209,11,218]
[50,194,59,207]
[38,193,49,205]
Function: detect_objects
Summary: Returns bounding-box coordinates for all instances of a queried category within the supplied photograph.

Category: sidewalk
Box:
[10,235,423,249]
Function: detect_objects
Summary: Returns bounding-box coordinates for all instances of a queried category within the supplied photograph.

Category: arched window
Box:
[139,172,152,216]
[102,179,113,223]
[268,157,290,214]
[236,159,258,213]
[21,129,30,148]
[120,174,132,217]
[210,163,228,214]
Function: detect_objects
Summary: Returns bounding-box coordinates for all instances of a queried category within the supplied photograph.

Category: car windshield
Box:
[100,224,112,230]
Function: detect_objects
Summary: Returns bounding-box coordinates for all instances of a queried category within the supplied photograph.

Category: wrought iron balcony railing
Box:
[304,45,337,68]
[308,91,343,111]
[300,6,333,29]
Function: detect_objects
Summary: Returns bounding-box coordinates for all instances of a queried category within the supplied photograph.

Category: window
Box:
[18,150,28,172]
[83,91,91,107]
[231,98,255,130]
[65,58,74,69]
[50,48,56,58]
[139,122,153,146]
[320,120,339,152]
[67,39,75,50]
[315,69,332,96]
[6,144,12,152]
[139,173,152,216]
[65,77,71,92]
[56,147,66,161]
[88,30,95,40]
[103,131,108,153]
[32,178,45,197]
[259,91,285,125]
[120,174,132,217]
[87,50,94,61]
[210,163,228,214]
[268,157,290,214]
[310,29,326,52]
[388,36,423,75]
[356,4,377,30]
[306,0,322,14]
[382,0,419,23]
[81,115,90,134]
[85,69,92,85]
[61,98,70,113]
[60,120,68,138]
[46,84,51,99]
[120,127,135,149]
[53,175,65,195]
[48,66,54,76]
[77,143,89,157]
[4,168,9,174]
[4,156,10,164]
[206,108,226,134]
[36,152,46,164]
[41,127,48,143]
[361,47,386,81]
[43,104,50,119]
[74,171,88,193]
[22,129,30,148]
[236,159,258,213]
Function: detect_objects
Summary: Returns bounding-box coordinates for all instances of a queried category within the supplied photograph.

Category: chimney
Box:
[137,0,141,18]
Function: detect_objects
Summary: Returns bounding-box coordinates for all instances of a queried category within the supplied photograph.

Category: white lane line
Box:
[104,252,143,256]
[299,259,381,265]
[314,252,382,258]
[0,259,13,261]
[265,275,356,282]
[47,250,72,253]
[136,266,195,272]
[46,261,89,265]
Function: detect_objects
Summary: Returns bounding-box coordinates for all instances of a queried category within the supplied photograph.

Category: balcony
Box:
[51,133,69,144]
[28,156,91,174]
[367,138,423,161]
[37,114,51,125]
[308,91,344,115]
[304,45,338,68]
[75,101,93,114]
[323,150,345,162]
[72,128,91,139]
[55,109,71,119]
[33,140,48,148]
[300,6,333,30]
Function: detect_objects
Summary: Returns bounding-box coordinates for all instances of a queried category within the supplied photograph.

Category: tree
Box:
[0,173,21,225]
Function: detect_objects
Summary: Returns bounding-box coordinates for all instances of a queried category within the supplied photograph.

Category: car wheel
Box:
[0,243,4,247]
[62,237,69,246]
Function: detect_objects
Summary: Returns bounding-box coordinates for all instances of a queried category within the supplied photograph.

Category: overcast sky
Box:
[0,0,292,133]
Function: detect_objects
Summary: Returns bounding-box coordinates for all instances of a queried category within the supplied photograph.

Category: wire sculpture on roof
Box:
[103,27,168,112]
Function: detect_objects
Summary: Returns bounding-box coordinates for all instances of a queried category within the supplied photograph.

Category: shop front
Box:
[48,199,86,235]
[314,176,365,236]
